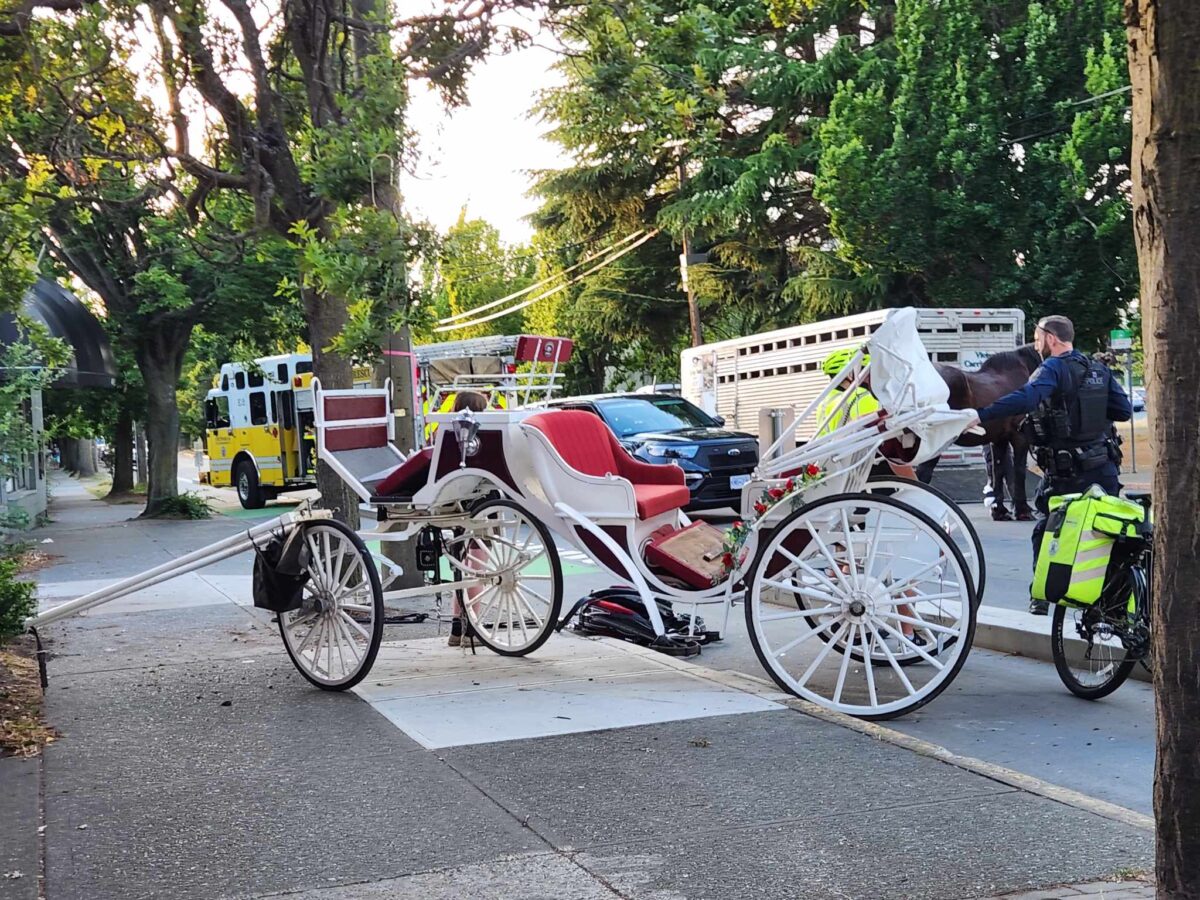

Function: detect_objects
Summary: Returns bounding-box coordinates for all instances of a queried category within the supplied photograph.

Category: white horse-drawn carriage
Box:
[31,309,981,720]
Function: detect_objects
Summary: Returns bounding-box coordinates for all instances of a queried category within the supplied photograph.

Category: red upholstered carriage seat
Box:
[372,447,434,498]
[317,390,432,500]
[523,410,690,519]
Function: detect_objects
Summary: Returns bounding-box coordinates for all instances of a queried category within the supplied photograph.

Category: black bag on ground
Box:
[252,529,310,613]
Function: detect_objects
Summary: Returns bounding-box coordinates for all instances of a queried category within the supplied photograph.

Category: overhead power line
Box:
[437,230,648,326]
[434,230,661,333]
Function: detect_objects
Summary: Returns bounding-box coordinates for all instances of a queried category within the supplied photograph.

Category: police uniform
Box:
[977,349,1132,603]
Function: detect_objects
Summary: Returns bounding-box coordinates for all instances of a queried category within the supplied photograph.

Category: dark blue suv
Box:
[543,393,759,512]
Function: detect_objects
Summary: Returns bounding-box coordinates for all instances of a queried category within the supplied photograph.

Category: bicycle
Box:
[1050,490,1153,699]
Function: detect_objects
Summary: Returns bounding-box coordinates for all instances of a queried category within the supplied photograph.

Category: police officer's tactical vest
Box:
[1027,356,1110,451]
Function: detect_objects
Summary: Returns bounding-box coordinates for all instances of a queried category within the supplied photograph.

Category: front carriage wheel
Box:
[449,498,563,656]
[745,493,977,720]
[278,519,384,690]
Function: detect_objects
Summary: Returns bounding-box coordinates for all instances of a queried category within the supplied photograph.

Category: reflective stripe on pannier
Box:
[1032,486,1145,607]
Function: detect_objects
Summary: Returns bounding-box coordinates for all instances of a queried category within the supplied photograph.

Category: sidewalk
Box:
[14,477,1153,900]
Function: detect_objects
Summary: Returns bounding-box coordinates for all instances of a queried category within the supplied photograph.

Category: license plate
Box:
[730,474,751,490]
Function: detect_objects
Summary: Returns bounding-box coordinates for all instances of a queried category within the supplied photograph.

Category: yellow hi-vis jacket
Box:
[423,391,507,442]
[815,386,880,437]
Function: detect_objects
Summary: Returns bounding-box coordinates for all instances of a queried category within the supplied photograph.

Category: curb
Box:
[972,605,1151,684]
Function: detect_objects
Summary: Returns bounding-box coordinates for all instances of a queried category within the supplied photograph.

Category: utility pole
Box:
[677,158,704,348]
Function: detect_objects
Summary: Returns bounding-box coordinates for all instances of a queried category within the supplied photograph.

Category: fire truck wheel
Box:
[235,459,267,509]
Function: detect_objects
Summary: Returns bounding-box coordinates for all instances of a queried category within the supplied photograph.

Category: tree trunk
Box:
[1125,3,1200,897]
[59,439,77,474]
[135,423,148,486]
[107,405,135,495]
[134,322,191,517]
[71,438,96,476]
[304,286,359,528]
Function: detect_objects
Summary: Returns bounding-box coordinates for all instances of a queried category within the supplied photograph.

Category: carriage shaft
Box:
[26,509,329,630]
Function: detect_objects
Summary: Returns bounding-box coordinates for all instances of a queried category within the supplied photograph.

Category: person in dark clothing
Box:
[962,315,1132,614]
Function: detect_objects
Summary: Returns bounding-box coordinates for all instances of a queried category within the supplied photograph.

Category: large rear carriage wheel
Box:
[745,493,977,720]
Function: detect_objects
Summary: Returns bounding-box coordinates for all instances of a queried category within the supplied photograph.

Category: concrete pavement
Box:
[10,473,1156,899]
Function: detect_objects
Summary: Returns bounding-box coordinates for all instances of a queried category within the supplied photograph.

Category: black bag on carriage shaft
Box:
[252,529,310,613]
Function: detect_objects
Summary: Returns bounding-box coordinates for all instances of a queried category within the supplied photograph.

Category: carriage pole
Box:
[26,509,328,630]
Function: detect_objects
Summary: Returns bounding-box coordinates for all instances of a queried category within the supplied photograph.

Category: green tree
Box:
[815,0,1133,345]
[533,0,899,384]
[427,212,536,342]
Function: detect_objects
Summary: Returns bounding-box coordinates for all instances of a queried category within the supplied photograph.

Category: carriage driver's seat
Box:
[522,410,690,519]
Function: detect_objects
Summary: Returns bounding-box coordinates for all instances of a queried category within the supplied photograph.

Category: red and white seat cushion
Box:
[522,411,690,519]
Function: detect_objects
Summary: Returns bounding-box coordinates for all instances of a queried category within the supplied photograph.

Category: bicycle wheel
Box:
[1050,567,1144,700]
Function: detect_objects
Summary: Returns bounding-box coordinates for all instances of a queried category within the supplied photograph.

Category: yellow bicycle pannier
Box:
[1032,486,1145,608]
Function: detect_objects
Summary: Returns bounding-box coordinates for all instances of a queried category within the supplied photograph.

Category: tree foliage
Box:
[815,0,1134,346]
[533,0,1134,386]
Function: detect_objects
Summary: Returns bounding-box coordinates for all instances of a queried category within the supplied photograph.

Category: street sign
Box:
[1110,328,1133,351]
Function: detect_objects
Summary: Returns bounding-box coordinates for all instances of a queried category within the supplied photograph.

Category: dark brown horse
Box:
[932,345,1042,520]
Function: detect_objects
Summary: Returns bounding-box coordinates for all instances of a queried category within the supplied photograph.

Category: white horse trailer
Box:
[681,307,1025,466]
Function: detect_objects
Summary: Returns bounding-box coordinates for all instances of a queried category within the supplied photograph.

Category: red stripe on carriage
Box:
[324,425,388,452]
[323,395,387,421]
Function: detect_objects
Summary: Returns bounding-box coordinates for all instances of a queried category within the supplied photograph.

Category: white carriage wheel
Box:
[867,476,986,602]
[278,520,384,690]
[745,492,977,720]
[451,498,563,657]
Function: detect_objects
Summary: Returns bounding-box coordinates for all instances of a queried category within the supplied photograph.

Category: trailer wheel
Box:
[235,459,266,509]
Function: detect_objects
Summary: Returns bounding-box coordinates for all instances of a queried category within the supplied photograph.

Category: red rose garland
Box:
[713,465,824,584]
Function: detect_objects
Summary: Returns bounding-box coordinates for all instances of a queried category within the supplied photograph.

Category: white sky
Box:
[403,41,569,245]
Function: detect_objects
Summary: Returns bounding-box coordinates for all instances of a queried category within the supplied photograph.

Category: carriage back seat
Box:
[522,410,690,519]
[314,386,432,502]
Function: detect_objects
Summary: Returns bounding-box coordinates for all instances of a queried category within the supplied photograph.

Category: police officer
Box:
[963,315,1132,614]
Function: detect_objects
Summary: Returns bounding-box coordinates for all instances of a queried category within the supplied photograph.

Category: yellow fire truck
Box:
[201,353,371,508]
[201,335,572,508]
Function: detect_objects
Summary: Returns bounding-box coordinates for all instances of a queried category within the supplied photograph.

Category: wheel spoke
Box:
[339,610,371,641]
[769,614,840,659]
[832,623,857,705]
[776,546,841,595]
[884,612,960,636]
[866,621,916,696]
[761,577,839,605]
[862,628,879,707]
[862,511,885,580]
[881,624,946,669]
[803,520,855,595]
[760,606,841,622]
[796,620,850,688]
[839,509,861,590]
[885,557,946,596]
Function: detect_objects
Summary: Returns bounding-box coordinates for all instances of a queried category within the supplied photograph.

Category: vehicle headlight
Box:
[645,444,699,459]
